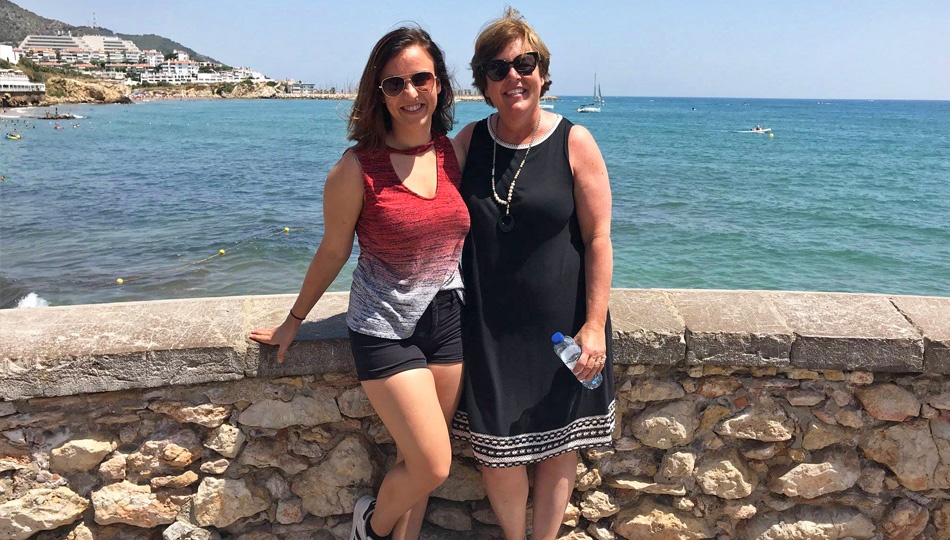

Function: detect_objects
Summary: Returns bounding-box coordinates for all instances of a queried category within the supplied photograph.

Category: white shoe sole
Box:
[350,495,376,540]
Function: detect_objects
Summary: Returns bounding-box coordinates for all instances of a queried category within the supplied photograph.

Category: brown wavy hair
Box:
[471,7,552,108]
[348,27,455,151]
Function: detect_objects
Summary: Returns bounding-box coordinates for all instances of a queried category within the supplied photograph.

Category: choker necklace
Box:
[387,139,435,155]
[490,114,541,233]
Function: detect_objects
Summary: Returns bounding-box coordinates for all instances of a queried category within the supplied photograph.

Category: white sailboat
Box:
[577,74,603,113]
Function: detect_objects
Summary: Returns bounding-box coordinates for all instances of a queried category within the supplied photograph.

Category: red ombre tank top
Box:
[347,134,470,339]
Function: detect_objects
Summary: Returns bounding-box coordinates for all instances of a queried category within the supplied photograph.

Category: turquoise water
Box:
[1,97,948,308]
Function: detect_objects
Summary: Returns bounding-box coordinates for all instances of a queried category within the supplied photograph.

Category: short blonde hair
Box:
[471,7,552,107]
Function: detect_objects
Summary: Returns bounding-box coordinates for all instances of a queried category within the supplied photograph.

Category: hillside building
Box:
[143,50,164,67]
[140,59,200,84]
[0,69,46,93]
[14,34,270,86]
[18,34,140,58]
[0,44,22,64]
[17,34,86,52]
[78,35,141,57]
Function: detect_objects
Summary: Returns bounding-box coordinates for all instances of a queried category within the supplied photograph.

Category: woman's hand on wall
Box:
[250,317,301,363]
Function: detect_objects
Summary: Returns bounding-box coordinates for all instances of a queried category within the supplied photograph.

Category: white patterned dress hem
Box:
[451,400,616,468]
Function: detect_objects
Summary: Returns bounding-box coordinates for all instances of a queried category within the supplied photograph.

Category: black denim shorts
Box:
[349,290,463,381]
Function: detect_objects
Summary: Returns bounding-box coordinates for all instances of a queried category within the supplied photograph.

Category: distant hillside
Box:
[0,0,71,39]
[0,0,219,63]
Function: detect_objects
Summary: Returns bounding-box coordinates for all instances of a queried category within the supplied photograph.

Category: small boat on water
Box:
[740,126,772,133]
[540,96,559,110]
[5,133,21,140]
[577,74,604,113]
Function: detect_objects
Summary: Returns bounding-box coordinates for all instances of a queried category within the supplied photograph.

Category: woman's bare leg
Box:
[482,465,530,540]
[361,368,455,536]
[530,451,577,540]
[390,362,463,540]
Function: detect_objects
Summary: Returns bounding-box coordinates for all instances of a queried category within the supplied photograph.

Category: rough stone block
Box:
[0,298,247,401]
[666,290,792,367]
[609,289,686,365]
[768,292,923,372]
[890,295,950,374]
[243,293,354,377]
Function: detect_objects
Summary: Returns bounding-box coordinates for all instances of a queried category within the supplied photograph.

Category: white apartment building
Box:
[195,71,239,83]
[90,71,125,81]
[124,64,153,75]
[232,67,267,82]
[285,82,315,93]
[18,34,86,52]
[14,34,271,87]
[29,48,58,62]
[18,34,140,63]
[143,50,164,67]
[57,48,91,64]
[0,44,21,64]
[0,69,46,93]
[140,59,200,84]
[80,35,141,57]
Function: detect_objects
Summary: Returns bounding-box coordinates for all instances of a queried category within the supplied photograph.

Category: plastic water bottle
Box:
[551,332,603,390]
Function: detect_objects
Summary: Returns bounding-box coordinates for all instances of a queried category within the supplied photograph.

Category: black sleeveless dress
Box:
[451,115,615,468]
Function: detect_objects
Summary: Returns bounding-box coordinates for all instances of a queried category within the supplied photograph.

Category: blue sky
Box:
[15,0,950,100]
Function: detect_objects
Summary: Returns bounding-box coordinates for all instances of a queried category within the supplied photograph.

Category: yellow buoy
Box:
[219,249,226,255]
[769,133,774,138]
[284,227,290,233]
[116,278,124,284]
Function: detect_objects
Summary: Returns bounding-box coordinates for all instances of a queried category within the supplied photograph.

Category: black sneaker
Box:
[350,495,376,540]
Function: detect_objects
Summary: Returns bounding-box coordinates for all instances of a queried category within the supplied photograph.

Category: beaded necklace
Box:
[490,114,541,232]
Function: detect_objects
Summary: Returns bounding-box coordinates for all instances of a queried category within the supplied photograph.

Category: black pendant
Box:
[498,214,515,233]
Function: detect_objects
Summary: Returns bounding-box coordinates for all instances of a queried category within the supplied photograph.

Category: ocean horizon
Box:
[2,96,948,309]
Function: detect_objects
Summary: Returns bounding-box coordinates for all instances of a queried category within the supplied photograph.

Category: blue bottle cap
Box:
[551,332,565,343]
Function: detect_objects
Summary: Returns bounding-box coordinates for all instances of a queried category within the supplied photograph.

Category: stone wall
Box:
[1,290,948,540]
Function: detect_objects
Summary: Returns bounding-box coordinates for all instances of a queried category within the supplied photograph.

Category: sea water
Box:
[1,97,948,308]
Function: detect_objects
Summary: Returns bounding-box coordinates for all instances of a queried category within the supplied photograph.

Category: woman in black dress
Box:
[451,8,615,540]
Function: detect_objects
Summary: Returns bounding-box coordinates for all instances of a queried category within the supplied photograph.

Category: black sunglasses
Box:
[482,52,540,82]
[379,71,436,98]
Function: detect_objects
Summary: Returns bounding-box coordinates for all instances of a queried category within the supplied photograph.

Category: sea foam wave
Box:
[16,292,50,309]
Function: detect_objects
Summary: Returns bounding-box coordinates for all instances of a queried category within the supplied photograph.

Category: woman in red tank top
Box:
[251,28,469,540]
